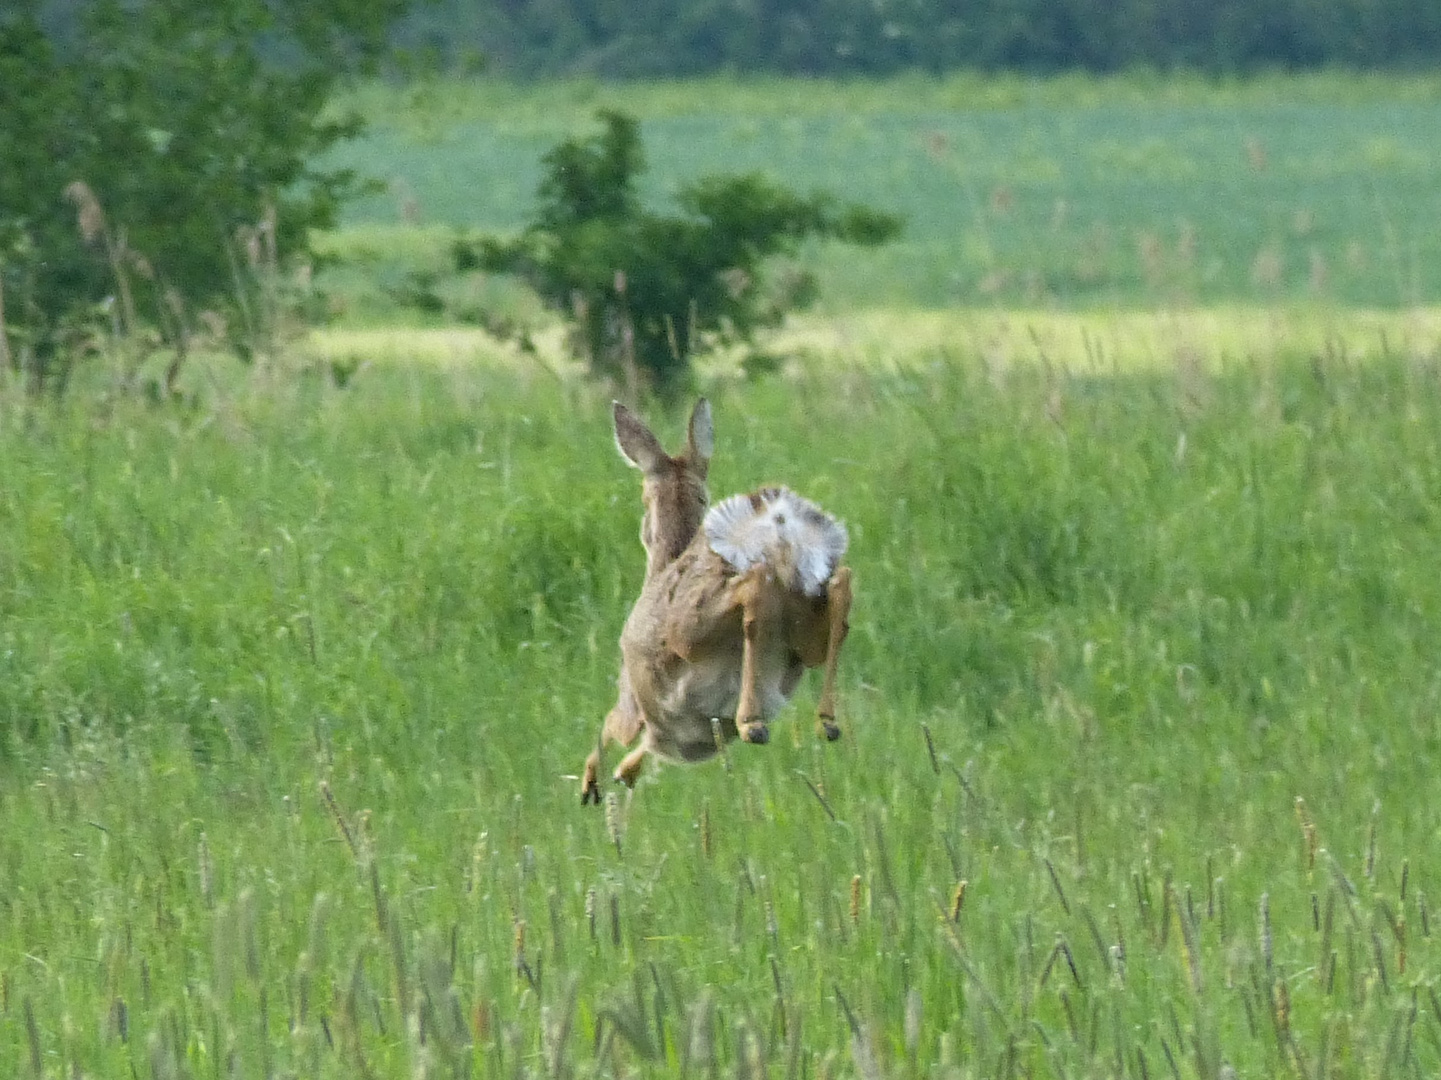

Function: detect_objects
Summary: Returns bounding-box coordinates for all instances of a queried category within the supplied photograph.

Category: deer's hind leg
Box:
[582,676,645,805]
[814,566,852,741]
[734,571,781,745]
[659,568,773,745]
[614,739,650,788]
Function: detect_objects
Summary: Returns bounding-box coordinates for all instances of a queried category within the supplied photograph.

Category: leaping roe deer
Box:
[581,398,853,803]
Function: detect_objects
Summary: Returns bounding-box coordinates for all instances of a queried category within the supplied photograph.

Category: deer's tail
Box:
[703,487,848,596]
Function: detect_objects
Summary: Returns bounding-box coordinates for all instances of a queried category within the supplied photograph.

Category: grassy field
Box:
[319,72,1441,321]
[7,72,1441,1078]
[6,344,1441,1076]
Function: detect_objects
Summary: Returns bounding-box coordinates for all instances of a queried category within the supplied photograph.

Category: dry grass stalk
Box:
[710,717,733,774]
[1271,978,1291,1049]
[801,773,836,822]
[369,861,387,932]
[1294,797,1317,869]
[1177,899,1202,995]
[1158,873,1172,948]
[604,791,622,857]
[513,919,527,978]
[903,988,922,1061]
[850,875,863,926]
[319,780,360,862]
[1216,877,1228,942]
[1259,893,1273,975]
[0,272,11,373]
[387,909,411,1015]
[1133,871,1153,939]
[64,181,138,339]
[24,998,41,1079]
[1365,805,1378,879]
[1038,937,1063,990]
[1044,858,1071,916]
[921,723,939,773]
[1370,929,1390,994]
[949,880,967,923]
[197,831,213,909]
[686,991,717,1079]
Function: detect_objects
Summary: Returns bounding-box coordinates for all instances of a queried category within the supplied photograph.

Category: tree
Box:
[456,110,901,393]
[0,0,413,394]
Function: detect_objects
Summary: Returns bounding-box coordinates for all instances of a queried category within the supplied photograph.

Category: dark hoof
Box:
[581,767,603,805]
[740,723,770,745]
[820,720,841,742]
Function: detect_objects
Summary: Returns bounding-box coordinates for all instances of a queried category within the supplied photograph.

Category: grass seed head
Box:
[949,880,967,923]
[64,181,106,244]
[904,988,923,1057]
[1272,979,1291,1041]
[604,791,622,856]
[1294,797,1316,869]
[687,991,716,1072]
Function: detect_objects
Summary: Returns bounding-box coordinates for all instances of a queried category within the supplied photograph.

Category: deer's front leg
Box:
[814,565,852,741]
[583,679,644,805]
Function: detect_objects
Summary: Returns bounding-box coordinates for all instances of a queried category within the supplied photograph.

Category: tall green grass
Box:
[4,349,1441,1075]
[319,73,1441,318]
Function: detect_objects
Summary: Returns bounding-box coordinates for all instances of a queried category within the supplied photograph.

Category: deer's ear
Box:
[687,398,713,469]
[614,402,668,474]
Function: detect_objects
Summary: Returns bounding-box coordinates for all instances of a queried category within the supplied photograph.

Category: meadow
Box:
[4,73,1441,1079]
[319,72,1441,322]
[6,349,1441,1077]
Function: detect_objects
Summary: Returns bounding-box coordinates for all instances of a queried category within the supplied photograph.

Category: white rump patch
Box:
[704,487,848,596]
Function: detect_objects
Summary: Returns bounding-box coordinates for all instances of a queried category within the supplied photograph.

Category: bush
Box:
[455,109,901,393]
[0,0,412,395]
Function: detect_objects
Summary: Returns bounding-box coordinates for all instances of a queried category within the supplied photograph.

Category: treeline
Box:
[397,0,1441,77]
[31,0,1441,76]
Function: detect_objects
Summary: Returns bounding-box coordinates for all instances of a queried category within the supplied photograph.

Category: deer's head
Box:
[613,398,713,579]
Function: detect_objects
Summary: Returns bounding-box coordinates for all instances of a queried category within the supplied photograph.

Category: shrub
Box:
[455,109,901,393]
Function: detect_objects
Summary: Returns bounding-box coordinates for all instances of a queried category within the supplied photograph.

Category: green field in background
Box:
[322,73,1441,315]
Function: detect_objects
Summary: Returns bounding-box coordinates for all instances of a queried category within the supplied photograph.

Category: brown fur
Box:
[582,399,852,803]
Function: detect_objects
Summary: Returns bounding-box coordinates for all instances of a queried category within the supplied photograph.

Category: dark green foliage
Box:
[0,0,411,394]
[31,0,1441,77]
[457,110,901,391]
